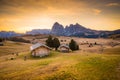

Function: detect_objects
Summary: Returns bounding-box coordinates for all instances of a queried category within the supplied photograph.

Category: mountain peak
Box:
[51,22,64,36]
[75,23,79,25]
[54,22,60,25]
[26,22,120,38]
[69,24,74,27]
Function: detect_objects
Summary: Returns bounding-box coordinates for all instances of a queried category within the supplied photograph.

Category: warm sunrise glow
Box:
[0,0,120,33]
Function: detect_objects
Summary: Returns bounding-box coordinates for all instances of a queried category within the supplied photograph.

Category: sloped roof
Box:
[30,43,51,51]
[59,44,69,49]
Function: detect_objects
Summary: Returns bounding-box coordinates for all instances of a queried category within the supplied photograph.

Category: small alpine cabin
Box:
[30,43,51,57]
[59,44,70,52]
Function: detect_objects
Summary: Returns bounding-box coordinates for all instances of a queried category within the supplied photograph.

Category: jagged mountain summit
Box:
[51,22,120,38]
[51,22,98,37]
[51,22,92,36]
[64,23,92,36]
[25,22,120,38]
[0,22,120,38]
[51,22,65,36]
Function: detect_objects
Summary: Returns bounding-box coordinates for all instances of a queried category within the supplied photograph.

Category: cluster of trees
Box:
[46,35,79,51]
[9,37,30,43]
[46,35,60,50]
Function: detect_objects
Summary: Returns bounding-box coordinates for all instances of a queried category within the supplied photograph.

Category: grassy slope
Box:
[0,41,31,56]
[0,41,120,80]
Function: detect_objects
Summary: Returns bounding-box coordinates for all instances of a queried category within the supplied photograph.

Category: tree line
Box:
[46,35,79,51]
[0,37,30,43]
[9,37,30,43]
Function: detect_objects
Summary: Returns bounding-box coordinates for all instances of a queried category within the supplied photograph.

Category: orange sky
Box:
[0,0,120,33]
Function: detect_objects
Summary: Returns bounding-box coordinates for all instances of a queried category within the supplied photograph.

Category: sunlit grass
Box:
[0,41,31,56]
[0,41,120,80]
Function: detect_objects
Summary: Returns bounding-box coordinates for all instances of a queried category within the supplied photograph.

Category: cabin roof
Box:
[59,44,69,49]
[30,43,51,51]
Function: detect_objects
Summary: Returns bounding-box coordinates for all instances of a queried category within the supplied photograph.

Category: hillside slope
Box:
[0,44,120,80]
[0,41,31,56]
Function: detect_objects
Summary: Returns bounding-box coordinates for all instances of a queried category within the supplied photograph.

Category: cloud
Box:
[0,0,120,32]
[92,9,102,15]
[106,3,119,7]
[0,0,86,18]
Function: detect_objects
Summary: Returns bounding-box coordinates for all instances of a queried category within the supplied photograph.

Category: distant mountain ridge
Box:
[65,23,92,36]
[26,22,120,38]
[26,29,50,35]
[0,22,119,38]
[50,22,120,38]
[0,31,21,38]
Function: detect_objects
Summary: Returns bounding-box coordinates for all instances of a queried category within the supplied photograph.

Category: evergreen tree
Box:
[0,38,3,42]
[69,39,79,51]
[46,35,54,48]
[76,45,79,50]
[53,37,60,50]
[0,38,4,46]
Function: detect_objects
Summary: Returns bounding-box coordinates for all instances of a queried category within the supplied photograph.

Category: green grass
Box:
[0,41,120,80]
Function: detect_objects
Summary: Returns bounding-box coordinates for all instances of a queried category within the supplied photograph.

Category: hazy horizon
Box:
[0,0,120,33]
[0,22,120,34]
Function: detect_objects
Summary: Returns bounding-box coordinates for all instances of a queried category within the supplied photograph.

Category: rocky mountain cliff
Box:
[1,22,119,38]
[64,23,92,36]
[24,22,120,38]
[51,22,120,38]
[51,22,65,36]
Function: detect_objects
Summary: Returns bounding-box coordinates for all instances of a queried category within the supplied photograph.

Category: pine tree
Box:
[76,45,79,50]
[69,39,79,51]
[53,37,60,50]
[0,38,4,46]
[0,38,3,42]
[46,35,54,48]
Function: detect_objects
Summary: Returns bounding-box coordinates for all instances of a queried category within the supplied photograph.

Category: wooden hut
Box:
[59,44,70,52]
[30,43,51,57]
